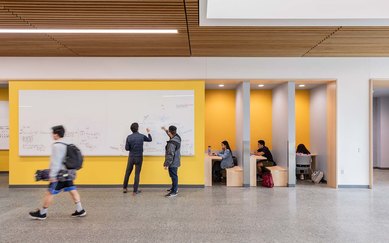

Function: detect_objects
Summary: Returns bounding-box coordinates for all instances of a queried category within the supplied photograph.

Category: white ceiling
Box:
[201,0,389,26]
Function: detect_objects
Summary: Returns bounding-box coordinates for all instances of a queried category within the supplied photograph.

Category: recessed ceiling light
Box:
[299,84,306,87]
[258,84,265,87]
[0,29,178,34]
[218,84,225,87]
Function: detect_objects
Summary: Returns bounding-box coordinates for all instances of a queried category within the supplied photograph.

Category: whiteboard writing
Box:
[19,90,195,156]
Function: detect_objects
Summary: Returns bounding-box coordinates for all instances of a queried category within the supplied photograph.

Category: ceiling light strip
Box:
[0,29,178,34]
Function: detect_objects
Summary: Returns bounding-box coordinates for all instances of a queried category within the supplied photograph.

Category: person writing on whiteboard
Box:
[29,125,86,220]
[123,123,152,195]
[162,126,181,198]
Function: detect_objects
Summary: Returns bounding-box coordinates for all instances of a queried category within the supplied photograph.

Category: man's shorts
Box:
[48,181,76,195]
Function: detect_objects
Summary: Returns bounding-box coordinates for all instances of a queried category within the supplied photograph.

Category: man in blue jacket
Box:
[162,125,181,198]
[123,123,152,195]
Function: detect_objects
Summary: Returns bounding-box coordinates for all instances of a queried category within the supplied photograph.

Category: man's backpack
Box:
[56,142,84,170]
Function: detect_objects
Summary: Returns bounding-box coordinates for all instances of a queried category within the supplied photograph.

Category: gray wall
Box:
[272,82,296,186]
[310,85,328,179]
[374,97,389,168]
[373,98,379,167]
[236,81,251,186]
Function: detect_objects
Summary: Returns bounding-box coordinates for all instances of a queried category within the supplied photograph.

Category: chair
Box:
[296,155,312,180]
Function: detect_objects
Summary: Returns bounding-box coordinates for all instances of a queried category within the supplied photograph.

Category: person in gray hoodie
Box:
[162,125,181,197]
[29,125,86,220]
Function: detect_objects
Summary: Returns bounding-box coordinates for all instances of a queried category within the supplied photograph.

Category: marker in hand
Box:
[146,128,150,133]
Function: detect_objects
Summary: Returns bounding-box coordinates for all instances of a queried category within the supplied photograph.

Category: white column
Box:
[272,81,296,186]
[236,80,251,186]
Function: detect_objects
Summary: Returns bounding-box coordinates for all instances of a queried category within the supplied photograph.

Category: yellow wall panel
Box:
[205,90,236,152]
[9,81,205,185]
[250,90,273,151]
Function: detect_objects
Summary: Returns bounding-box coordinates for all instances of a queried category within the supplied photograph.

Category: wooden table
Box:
[250,155,267,187]
[204,154,222,187]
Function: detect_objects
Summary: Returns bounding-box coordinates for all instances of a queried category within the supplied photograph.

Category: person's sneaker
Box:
[71,209,87,217]
[165,192,178,198]
[133,190,142,196]
[166,189,179,193]
[29,209,46,220]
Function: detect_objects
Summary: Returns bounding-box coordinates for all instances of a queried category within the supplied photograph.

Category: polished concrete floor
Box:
[1,170,389,243]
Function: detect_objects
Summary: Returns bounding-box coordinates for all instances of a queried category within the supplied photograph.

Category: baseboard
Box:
[373,167,389,170]
[9,184,205,189]
[0,171,9,174]
[338,185,369,189]
[287,184,295,187]
[243,184,250,187]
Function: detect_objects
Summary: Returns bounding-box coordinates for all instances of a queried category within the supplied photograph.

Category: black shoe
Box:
[133,190,142,196]
[123,188,128,193]
[165,192,178,198]
[29,209,46,220]
[71,209,87,217]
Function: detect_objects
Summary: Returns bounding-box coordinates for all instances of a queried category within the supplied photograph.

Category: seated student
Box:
[296,144,312,180]
[254,140,276,179]
[296,144,311,155]
[212,141,234,182]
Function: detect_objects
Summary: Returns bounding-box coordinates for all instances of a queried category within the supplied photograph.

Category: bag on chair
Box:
[262,172,274,188]
[311,170,324,184]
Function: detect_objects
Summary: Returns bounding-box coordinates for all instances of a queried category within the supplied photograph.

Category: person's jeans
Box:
[168,167,178,193]
[123,156,143,192]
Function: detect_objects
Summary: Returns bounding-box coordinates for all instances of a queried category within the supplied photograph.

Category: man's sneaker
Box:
[29,209,46,220]
[71,209,87,217]
[133,190,142,196]
[165,192,178,198]
[166,189,179,193]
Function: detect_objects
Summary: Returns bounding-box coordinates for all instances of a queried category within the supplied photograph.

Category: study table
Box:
[249,155,267,187]
[204,154,222,187]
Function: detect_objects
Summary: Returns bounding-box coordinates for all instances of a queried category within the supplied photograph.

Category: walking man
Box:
[123,122,152,195]
[162,126,181,197]
[29,125,86,220]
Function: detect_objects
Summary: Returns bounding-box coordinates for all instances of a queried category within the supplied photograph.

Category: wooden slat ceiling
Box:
[0,0,389,57]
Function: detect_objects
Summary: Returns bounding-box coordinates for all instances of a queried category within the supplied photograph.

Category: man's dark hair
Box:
[258,140,265,146]
[168,125,177,135]
[52,125,65,138]
[130,123,139,133]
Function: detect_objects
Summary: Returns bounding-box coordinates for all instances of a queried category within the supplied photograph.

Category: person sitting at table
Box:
[296,144,311,155]
[212,140,234,182]
[254,140,276,180]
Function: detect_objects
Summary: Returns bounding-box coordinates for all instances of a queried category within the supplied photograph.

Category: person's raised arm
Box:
[161,126,169,136]
[144,128,152,142]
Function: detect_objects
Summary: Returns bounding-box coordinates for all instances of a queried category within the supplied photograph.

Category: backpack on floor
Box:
[56,142,84,170]
[262,172,274,188]
[311,170,324,184]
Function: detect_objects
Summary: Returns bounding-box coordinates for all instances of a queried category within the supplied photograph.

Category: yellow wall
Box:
[250,90,273,151]
[0,88,9,172]
[205,90,236,151]
[295,90,311,149]
[9,81,205,185]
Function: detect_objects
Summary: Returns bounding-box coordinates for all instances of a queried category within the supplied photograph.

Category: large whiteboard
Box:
[0,101,9,150]
[19,90,194,156]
